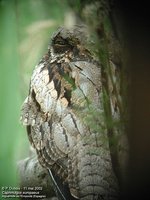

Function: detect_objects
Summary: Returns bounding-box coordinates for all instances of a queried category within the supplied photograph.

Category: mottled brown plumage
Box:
[21,26,118,200]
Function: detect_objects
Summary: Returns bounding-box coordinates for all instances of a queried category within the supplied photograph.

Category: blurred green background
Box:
[0,0,72,194]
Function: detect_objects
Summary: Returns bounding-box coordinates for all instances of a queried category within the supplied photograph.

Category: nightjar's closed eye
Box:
[54,37,68,45]
[52,37,73,53]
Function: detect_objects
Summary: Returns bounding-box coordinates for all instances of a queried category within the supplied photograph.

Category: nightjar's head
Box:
[49,26,90,57]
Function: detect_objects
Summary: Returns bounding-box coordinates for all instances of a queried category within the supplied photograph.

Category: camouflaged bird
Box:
[20,26,119,200]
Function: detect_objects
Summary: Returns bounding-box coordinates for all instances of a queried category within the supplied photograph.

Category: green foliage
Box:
[0,0,22,190]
